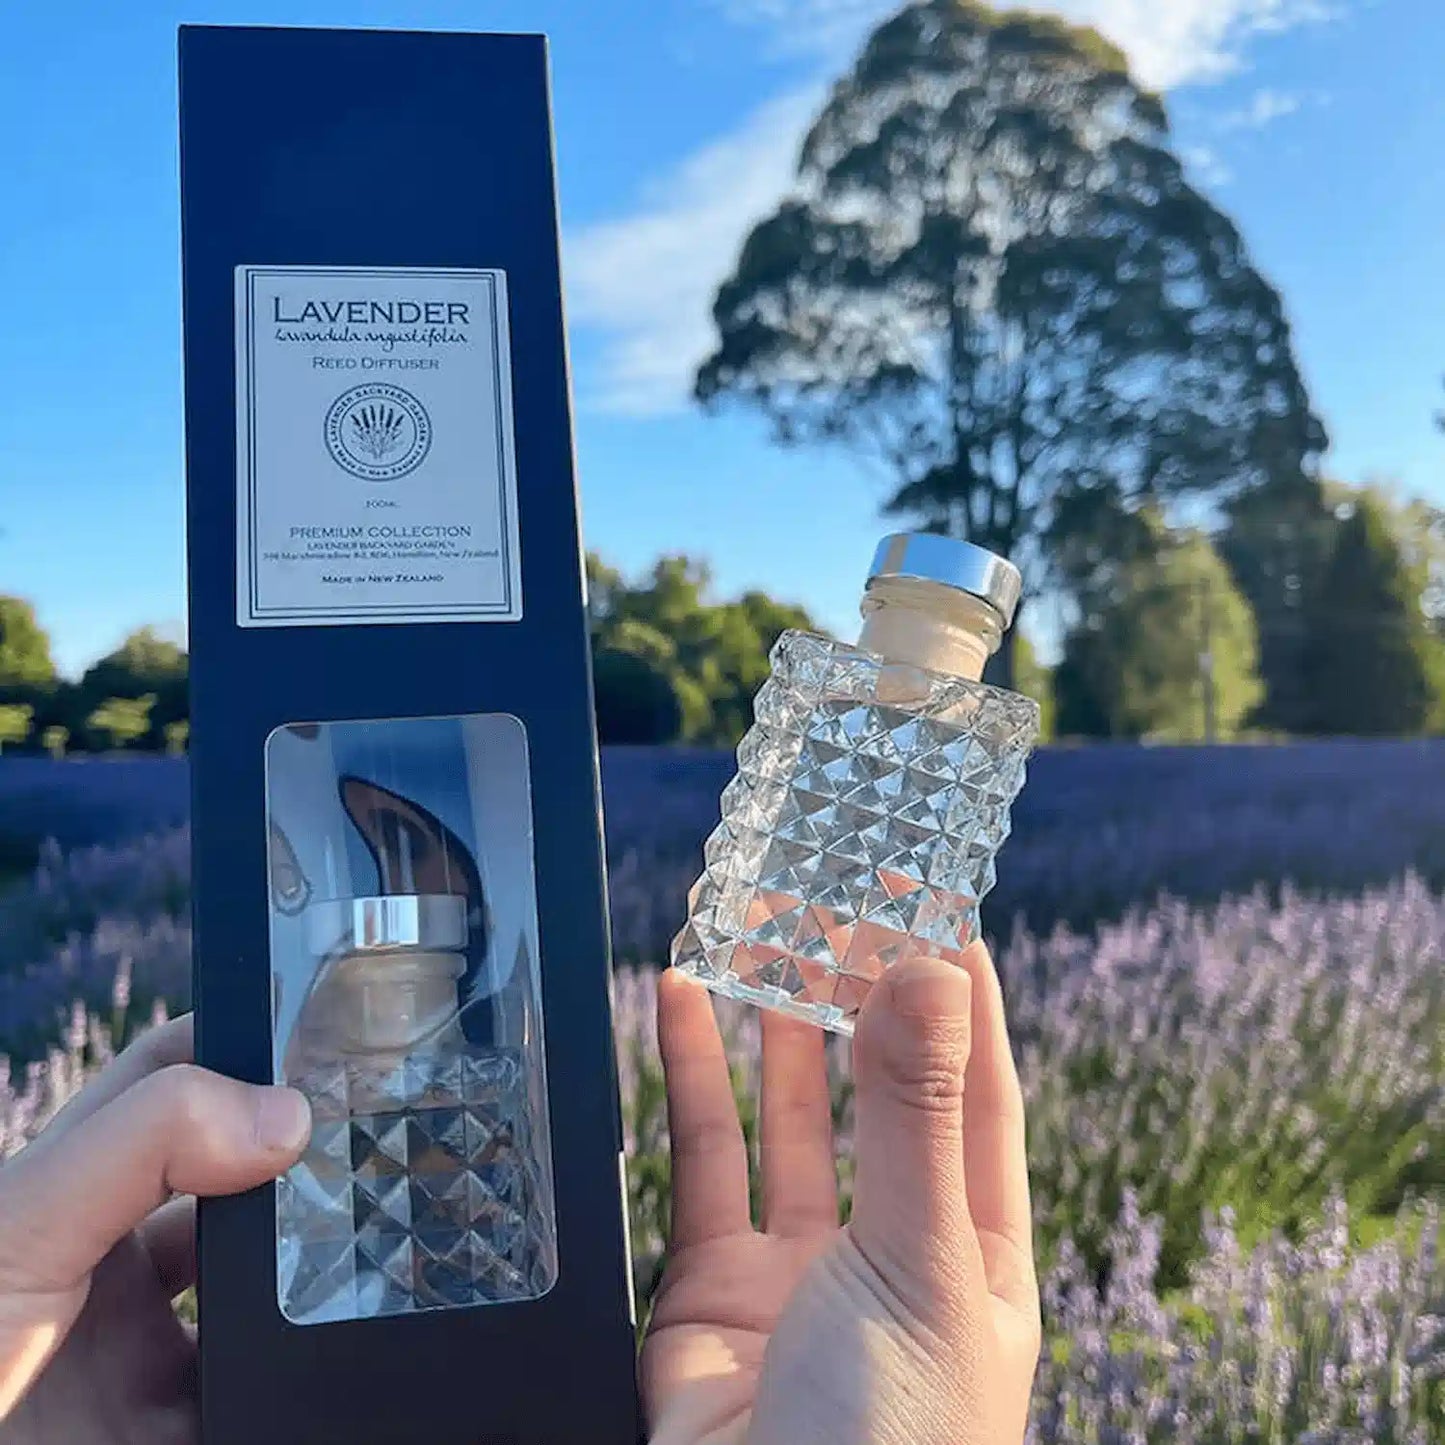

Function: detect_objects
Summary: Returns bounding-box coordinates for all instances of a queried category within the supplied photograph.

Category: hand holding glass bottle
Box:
[642,942,1041,1445]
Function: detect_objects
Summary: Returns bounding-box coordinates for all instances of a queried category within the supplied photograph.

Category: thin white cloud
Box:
[713,0,897,57]
[565,86,822,417]
[1215,86,1304,130]
[568,1,1342,417]
[1181,143,1235,188]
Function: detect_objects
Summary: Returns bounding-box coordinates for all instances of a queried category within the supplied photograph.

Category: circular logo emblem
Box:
[324,383,432,481]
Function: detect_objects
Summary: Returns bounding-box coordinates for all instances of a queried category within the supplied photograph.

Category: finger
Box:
[0,1064,310,1293]
[759,1009,838,1237]
[958,942,1038,1316]
[37,1015,195,1147]
[847,955,981,1317]
[656,969,751,1247]
[139,1196,197,1299]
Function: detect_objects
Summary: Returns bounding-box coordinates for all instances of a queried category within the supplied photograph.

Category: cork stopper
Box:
[307,895,467,1053]
[857,534,1021,682]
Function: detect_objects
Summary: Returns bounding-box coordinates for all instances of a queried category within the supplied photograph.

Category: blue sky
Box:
[1,0,1441,675]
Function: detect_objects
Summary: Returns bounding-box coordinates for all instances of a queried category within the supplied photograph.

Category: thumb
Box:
[847,952,981,1319]
[0,1063,311,1294]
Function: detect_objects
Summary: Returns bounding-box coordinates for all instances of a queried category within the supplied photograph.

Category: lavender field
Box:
[4,738,1443,953]
[0,743,1442,1439]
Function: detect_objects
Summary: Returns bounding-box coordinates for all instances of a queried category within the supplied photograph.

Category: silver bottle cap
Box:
[306,894,468,955]
[867,533,1023,629]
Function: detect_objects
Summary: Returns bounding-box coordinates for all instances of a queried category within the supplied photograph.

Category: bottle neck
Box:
[326,948,465,1054]
[857,575,1005,683]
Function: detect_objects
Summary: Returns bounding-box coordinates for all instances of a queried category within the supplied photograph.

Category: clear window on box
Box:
[264,714,558,1325]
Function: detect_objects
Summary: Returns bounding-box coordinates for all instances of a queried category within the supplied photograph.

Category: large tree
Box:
[695,0,1324,683]
[1222,478,1445,732]
[1055,522,1262,741]
[79,625,187,702]
[1299,497,1443,736]
[1324,480,1445,635]
[0,597,56,693]
[1218,474,1338,733]
[77,626,188,746]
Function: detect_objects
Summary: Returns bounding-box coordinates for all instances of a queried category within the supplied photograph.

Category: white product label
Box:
[235,266,522,627]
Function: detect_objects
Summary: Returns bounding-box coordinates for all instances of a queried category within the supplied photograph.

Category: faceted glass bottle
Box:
[671,534,1040,1035]
[277,895,553,1324]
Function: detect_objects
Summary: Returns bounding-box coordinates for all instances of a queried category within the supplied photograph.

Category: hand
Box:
[0,1016,311,1442]
[642,945,1041,1445]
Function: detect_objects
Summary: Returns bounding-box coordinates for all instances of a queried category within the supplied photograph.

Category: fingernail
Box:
[253,1087,311,1153]
[887,957,971,1020]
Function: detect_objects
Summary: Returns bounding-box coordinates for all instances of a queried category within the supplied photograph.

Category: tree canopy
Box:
[1055,520,1262,741]
[587,554,818,745]
[0,704,33,752]
[695,0,1324,683]
[591,648,685,746]
[1219,474,1338,734]
[1324,480,1445,635]
[74,626,188,745]
[1299,496,1444,736]
[79,625,187,703]
[84,694,156,752]
[1222,479,1445,734]
[0,597,56,694]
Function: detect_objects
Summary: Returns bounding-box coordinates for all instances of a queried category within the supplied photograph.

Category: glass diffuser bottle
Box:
[276,777,552,1325]
[670,533,1040,1035]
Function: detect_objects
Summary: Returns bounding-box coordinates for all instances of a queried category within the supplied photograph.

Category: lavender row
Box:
[4,740,1445,952]
[604,740,1445,955]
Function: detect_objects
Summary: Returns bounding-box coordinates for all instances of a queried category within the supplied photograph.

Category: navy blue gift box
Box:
[178,25,639,1444]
